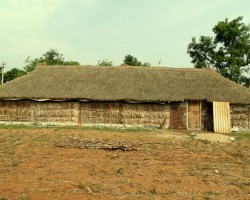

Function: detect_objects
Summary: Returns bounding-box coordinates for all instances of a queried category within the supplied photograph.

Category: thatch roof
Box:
[0,65,250,104]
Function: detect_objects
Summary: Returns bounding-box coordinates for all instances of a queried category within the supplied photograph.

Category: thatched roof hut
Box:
[0,65,249,133]
[0,65,249,104]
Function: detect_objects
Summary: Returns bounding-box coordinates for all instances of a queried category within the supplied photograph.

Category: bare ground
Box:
[0,127,249,200]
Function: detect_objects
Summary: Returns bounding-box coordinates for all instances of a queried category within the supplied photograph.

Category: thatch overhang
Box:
[0,65,249,104]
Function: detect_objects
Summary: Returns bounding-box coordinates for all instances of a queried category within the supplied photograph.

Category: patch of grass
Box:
[0,124,40,129]
[116,168,124,175]
[0,123,156,134]
[149,186,157,194]
[0,123,75,130]
[81,125,154,133]
[0,197,9,200]
[204,196,211,200]
[12,158,20,167]
[231,181,245,189]
[204,191,221,199]
[77,182,85,189]
[158,169,164,175]
[0,144,15,157]
[202,139,211,145]
[229,132,250,140]
[19,195,26,200]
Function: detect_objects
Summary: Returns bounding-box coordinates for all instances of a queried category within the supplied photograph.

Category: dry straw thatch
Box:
[0,65,249,104]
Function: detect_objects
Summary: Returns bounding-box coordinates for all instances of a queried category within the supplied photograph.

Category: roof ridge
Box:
[36,65,209,71]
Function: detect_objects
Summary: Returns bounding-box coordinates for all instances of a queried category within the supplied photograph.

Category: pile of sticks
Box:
[56,136,141,151]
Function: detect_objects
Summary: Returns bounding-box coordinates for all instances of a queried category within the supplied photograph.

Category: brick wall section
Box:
[170,102,187,129]
[231,104,250,130]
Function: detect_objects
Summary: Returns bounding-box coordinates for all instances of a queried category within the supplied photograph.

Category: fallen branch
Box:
[56,137,141,151]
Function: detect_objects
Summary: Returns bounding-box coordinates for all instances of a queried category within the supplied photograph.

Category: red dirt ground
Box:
[0,127,249,200]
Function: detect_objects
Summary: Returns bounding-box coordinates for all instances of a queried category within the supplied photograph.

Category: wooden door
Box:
[188,101,201,129]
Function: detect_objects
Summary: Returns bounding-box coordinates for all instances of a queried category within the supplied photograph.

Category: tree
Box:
[24,49,80,72]
[97,60,113,66]
[3,68,27,83]
[240,76,250,87]
[187,16,250,84]
[123,55,150,66]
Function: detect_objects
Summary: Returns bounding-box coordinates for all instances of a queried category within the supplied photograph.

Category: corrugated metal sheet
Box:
[213,101,231,133]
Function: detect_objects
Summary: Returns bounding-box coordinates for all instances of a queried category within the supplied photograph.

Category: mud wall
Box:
[80,102,170,128]
[230,104,250,130]
[0,100,171,128]
[0,100,76,126]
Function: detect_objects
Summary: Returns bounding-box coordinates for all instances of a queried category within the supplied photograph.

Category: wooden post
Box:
[186,101,189,130]
[72,102,81,126]
[231,106,234,128]
[248,107,250,129]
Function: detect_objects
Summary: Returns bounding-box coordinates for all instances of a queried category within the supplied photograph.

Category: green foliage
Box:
[97,59,113,66]
[3,68,26,83]
[187,16,250,84]
[63,60,80,65]
[24,49,80,72]
[240,76,250,87]
[123,54,150,66]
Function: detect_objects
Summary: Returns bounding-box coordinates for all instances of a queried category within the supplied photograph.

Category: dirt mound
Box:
[194,133,235,143]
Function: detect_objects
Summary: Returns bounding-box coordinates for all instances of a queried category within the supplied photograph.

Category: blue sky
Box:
[1,0,250,71]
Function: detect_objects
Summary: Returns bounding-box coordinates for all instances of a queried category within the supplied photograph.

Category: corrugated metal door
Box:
[213,101,231,133]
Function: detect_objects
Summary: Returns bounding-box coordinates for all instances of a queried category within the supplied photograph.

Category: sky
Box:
[1,0,250,71]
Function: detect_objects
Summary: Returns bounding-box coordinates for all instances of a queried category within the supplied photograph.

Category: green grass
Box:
[2,123,249,135]
[12,158,20,167]
[229,132,250,140]
[0,124,46,129]
[81,125,155,133]
[0,123,155,133]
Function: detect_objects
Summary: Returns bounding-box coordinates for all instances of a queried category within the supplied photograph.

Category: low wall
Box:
[0,100,170,128]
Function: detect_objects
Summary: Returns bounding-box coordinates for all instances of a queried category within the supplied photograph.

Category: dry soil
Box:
[0,127,249,200]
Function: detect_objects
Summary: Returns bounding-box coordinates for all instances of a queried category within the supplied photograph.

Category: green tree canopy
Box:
[123,55,150,66]
[24,49,80,72]
[3,68,26,83]
[97,60,113,66]
[187,16,250,85]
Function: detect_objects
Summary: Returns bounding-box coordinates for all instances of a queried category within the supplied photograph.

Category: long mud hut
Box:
[0,65,249,133]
